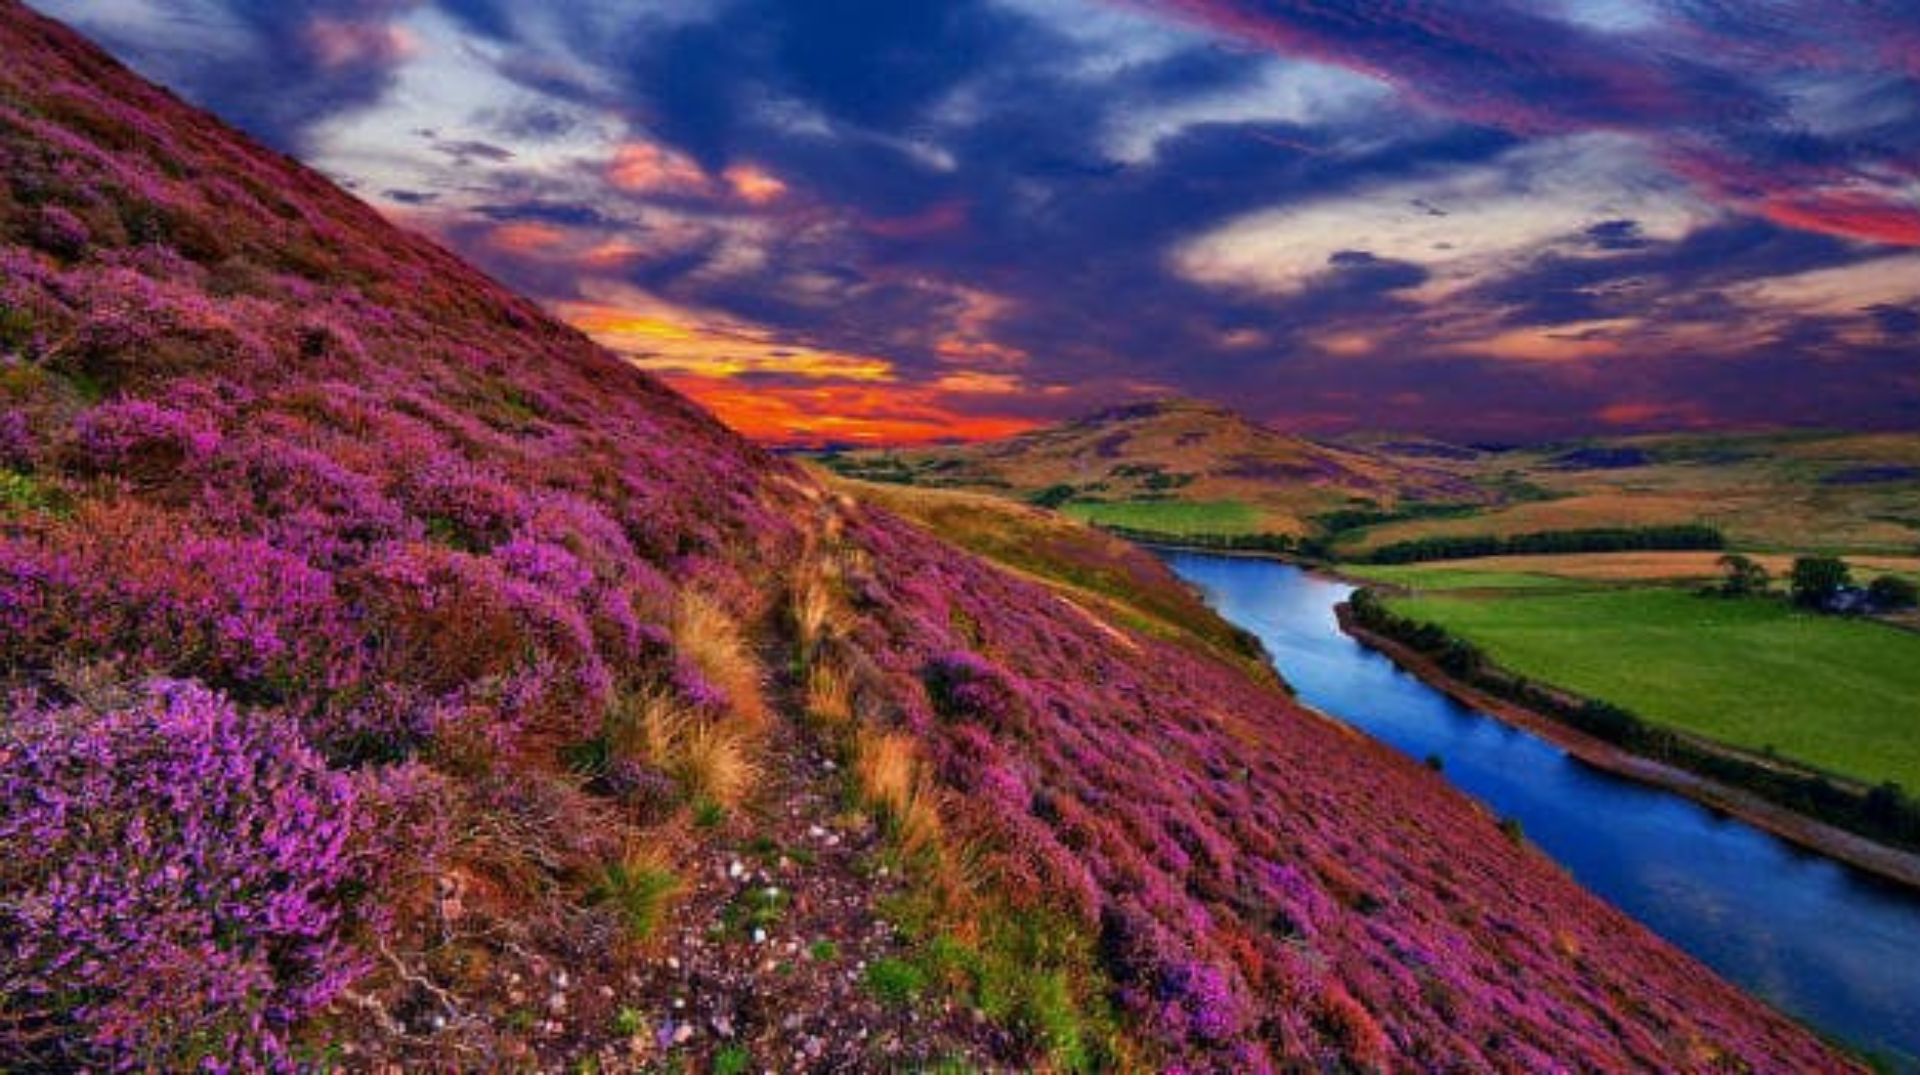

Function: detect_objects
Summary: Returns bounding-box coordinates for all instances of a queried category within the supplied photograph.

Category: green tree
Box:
[1789,555,1852,608]
[1028,483,1078,509]
[1715,553,1771,597]
[1867,575,1918,611]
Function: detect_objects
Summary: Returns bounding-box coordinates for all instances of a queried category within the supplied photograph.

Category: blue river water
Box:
[1161,550,1920,1067]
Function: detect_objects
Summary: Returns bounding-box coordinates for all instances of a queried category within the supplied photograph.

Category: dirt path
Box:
[573,712,1006,1073]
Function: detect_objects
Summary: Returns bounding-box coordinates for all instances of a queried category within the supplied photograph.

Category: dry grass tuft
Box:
[791,573,837,654]
[855,731,942,856]
[805,658,855,731]
[671,721,760,810]
[674,592,768,729]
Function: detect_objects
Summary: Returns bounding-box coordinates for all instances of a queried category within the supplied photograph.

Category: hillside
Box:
[824,399,1498,539]
[827,402,1920,559]
[1344,430,1920,557]
[812,471,1276,681]
[0,3,1852,1072]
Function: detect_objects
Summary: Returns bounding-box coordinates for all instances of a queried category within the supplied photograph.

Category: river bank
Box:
[1161,550,1920,1065]
[1334,604,1920,892]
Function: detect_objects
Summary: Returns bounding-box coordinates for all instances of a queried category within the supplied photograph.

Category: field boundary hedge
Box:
[1359,524,1723,565]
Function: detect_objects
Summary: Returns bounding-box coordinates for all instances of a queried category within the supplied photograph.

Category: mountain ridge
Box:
[825,396,1498,537]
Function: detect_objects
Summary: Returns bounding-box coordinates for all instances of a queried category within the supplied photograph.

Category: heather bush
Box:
[70,396,220,482]
[923,648,1025,732]
[31,203,88,258]
[0,680,362,1070]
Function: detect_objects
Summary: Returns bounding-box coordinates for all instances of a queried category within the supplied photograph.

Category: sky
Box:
[27,0,1920,444]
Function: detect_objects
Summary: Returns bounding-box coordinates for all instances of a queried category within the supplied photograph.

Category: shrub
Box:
[32,205,89,258]
[1790,555,1851,607]
[0,680,362,1071]
[923,649,1023,731]
[1714,553,1771,597]
[1364,524,1723,564]
[71,397,220,483]
[1867,574,1917,611]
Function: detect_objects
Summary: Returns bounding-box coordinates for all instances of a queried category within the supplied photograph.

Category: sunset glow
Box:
[37,0,1920,443]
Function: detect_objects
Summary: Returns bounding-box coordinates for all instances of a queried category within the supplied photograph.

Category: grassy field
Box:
[1060,498,1263,536]
[1344,565,1581,591]
[1342,430,1920,558]
[1350,551,1920,589]
[1386,587,1920,791]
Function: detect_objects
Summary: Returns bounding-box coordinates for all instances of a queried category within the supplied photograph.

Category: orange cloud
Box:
[607,143,792,208]
[723,164,788,205]
[488,221,568,253]
[560,300,896,382]
[550,290,1035,445]
[303,17,418,70]
[607,141,711,197]
[1595,400,1710,427]
[663,375,1037,445]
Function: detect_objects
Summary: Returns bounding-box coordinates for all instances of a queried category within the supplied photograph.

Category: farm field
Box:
[1059,498,1263,535]
[1341,430,1920,558]
[1384,586,1920,792]
[1351,551,1920,588]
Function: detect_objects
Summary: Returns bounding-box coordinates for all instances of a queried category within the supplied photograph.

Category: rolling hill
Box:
[824,398,1501,539]
[0,3,1850,1072]
[1343,429,1920,557]
[828,401,1920,558]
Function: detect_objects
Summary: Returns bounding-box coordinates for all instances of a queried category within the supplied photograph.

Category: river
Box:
[1160,550,1920,1068]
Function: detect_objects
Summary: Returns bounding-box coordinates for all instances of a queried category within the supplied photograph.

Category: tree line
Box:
[1360,524,1724,564]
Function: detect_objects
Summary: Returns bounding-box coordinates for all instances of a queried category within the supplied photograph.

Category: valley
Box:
[3,0,1913,1073]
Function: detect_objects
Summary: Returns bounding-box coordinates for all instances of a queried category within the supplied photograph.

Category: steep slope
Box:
[0,4,1850,1072]
[826,398,1495,539]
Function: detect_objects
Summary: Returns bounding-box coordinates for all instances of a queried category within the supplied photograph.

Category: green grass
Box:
[863,955,929,1006]
[717,884,789,940]
[711,1044,752,1074]
[586,857,679,940]
[1060,498,1260,536]
[1342,564,1575,591]
[1387,588,1920,790]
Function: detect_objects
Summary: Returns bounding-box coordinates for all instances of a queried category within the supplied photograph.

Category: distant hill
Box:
[1344,429,1920,558]
[824,399,1502,540]
[827,404,1920,559]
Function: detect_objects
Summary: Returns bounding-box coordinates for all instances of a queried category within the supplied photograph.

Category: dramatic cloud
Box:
[26,0,1920,441]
